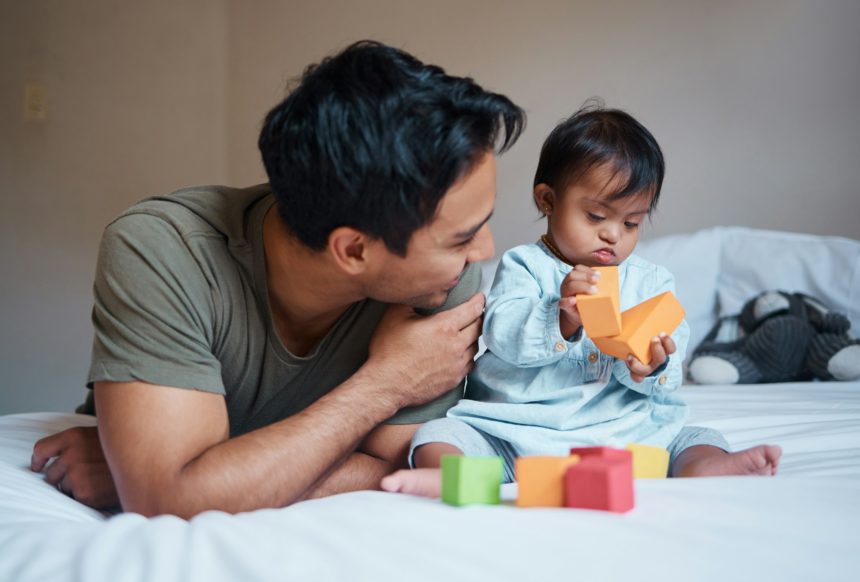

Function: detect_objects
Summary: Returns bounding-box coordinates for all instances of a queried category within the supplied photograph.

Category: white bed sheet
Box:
[2,381,859,582]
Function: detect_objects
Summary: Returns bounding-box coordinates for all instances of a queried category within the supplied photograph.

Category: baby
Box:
[383,106,781,497]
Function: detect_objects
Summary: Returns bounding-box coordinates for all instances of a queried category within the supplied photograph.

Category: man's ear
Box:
[328,226,374,275]
[533,183,556,216]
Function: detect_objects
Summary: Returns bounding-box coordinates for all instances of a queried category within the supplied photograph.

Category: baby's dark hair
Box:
[533,103,664,213]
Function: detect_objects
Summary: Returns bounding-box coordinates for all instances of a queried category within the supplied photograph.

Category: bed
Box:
[2,226,859,582]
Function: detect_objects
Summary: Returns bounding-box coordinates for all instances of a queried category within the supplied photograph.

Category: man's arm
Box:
[94,372,391,517]
[91,296,483,518]
[30,413,419,508]
[299,423,418,500]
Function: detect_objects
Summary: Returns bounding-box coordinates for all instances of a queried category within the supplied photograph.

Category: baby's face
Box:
[542,165,652,267]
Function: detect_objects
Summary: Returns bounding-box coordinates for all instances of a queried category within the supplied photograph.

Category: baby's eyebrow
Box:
[587,198,648,216]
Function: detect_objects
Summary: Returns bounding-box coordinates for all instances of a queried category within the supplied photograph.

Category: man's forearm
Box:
[300,452,396,501]
[97,365,405,518]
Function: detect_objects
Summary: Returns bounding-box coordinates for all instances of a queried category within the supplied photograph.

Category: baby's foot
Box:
[380,468,442,498]
[677,445,782,477]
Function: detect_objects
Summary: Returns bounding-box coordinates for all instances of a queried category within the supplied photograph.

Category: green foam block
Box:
[441,455,503,506]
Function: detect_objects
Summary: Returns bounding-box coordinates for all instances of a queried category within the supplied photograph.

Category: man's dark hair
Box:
[533,103,664,213]
[259,40,525,256]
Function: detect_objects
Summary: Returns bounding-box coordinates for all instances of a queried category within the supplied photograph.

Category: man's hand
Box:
[30,426,119,509]
[559,265,601,338]
[367,292,485,409]
[626,333,676,383]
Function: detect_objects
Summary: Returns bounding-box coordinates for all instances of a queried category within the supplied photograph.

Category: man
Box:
[29,41,525,518]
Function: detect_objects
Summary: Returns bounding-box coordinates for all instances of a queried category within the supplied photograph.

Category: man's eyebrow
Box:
[454,209,494,240]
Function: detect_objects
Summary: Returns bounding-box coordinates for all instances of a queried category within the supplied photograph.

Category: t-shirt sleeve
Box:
[86,213,225,394]
[384,261,482,424]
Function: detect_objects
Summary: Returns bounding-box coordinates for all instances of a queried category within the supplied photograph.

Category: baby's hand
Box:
[559,265,600,337]
[626,333,676,383]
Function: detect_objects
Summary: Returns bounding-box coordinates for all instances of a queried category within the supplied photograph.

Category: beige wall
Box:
[1,0,228,412]
[2,0,858,412]
[226,0,860,251]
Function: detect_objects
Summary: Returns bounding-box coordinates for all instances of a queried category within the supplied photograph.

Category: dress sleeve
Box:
[87,213,225,394]
[482,249,581,368]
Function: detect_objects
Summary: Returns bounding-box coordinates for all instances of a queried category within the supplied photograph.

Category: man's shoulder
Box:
[109,184,272,243]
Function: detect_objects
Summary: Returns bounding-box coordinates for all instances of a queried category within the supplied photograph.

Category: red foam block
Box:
[564,455,635,513]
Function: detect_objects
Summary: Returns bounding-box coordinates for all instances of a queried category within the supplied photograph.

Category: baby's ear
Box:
[533,183,556,216]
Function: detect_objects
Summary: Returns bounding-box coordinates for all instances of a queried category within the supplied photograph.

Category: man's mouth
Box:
[444,266,468,290]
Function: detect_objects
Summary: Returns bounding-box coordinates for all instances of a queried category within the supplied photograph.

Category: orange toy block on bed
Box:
[516,455,581,507]
[591,291,685,365]
[577,266,622,337]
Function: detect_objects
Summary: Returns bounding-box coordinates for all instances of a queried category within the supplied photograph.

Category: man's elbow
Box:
[118,481,213,520]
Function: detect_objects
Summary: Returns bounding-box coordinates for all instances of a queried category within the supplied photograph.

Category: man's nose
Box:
[468,224,495,263]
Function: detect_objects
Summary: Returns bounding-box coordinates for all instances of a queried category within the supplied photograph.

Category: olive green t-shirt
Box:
[82,184,479,437]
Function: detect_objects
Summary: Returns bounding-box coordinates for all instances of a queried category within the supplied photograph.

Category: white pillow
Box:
[716,227,860,334]
[637,227,723,351]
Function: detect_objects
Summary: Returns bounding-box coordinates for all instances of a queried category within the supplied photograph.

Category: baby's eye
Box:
[624,221,640,229]
[587,213,605,222]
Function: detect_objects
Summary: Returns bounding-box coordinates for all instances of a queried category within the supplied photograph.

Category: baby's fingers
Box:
[559,296,578,314]
[626,355,651,383]
[649,336,668,367]
[659,332,676,355]
[562,269,600,298]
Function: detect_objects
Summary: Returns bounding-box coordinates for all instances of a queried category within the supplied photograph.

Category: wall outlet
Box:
[24,83,48,122]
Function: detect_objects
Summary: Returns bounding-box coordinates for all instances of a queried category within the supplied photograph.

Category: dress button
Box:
[554,341,566,352]
[658,374,668,385]
[588,352,599,364]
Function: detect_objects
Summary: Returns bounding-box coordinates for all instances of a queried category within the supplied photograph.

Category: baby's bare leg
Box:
[380,442,462,497]
[671,444,782,477]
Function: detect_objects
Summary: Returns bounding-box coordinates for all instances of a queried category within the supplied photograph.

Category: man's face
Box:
[368,152,497,309]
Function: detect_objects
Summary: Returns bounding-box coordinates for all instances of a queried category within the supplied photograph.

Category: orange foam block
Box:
[576,266,622,337]
[591,291,685,365]
[516,455,581,507]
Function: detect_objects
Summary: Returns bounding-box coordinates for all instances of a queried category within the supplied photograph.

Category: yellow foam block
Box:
[577,266,622,338]
[591,291,685,365]
[516,455,581,507]
[626,443,669,479]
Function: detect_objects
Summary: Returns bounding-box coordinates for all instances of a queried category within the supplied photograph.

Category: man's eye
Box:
[625,222,641,229]
[587,213,605,222]
[455,237,474,248]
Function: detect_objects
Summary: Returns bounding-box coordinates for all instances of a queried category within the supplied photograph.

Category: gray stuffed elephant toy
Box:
[688,290,860,384]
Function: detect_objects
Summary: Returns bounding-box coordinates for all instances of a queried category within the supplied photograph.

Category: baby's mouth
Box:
[593,248,616,264]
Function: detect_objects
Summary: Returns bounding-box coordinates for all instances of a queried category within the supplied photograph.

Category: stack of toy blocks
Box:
[441,455,503,506]
[564,446,634,513]
[577,266,685,365]
[440,444,669,510]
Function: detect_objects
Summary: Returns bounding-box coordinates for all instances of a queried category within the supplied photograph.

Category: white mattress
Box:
[1,381,859,582]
